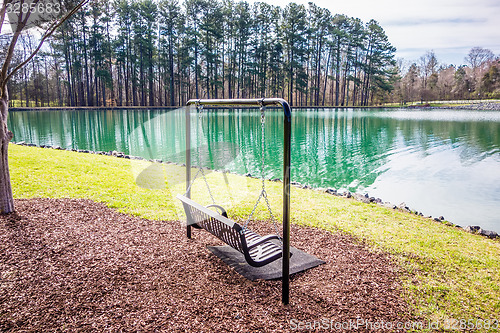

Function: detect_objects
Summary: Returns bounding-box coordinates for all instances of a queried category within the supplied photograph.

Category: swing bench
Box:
[178,98,296,305]
[176,194,283,267]
[178,100,289,268]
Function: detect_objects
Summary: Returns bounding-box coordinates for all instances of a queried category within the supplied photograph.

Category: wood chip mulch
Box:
[0,198,416,332]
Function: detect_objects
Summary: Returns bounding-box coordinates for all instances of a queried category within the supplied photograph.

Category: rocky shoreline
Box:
[411,101,500,111]
[11,141,499,240]
[447,102,500,111]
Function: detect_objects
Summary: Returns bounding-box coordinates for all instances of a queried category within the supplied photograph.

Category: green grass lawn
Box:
[9,143,500,330]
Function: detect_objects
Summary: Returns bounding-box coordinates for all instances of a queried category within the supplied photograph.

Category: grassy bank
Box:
[9,144,500,329]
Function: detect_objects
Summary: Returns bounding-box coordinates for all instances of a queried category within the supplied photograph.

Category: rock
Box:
[291,181,301,186]
[325,188,337,195]
[382,202,396,209]
[345,192,352,198]
[439,216,445,221]
[17,141,25,145]
[154,159,162,163]
[271,178,281,182]
[302,185,311,189]
[27,143,36,147]
[464,225,481,234]
[245,173,252,177]
[434,217,441,222]
[478,228,498,239]
[398,202,410,212]
[354,193,370,203]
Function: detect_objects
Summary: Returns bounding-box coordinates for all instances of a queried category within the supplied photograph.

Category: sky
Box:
[246,0,500,67]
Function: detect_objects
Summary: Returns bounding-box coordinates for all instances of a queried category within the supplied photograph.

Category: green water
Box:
[8,107,500,232]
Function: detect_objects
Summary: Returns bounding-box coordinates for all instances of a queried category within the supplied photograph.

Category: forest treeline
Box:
[4,0,500,107]
[5,0,397,107]
[397,48,500,104]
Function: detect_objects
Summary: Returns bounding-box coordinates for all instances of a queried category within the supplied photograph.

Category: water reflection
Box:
[8,108,500,231]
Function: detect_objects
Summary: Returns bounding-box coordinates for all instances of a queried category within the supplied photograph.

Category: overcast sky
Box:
[247,0,500,67]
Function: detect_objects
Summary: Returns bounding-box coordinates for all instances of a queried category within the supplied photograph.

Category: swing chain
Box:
[190,102,215,205]
[201,167,216,204]
[244,105,282,244]
[245,105,266,227]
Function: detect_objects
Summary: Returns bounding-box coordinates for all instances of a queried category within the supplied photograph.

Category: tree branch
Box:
[2,0,90,87]
[1,0,39,92]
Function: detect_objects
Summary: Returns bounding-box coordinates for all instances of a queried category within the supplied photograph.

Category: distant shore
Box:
[423,101,500,111]
[8,100,500,111]
[9,102,500,111]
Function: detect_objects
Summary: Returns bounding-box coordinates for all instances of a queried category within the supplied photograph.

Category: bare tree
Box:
[465,47,495,70]
[465,47,495,89]
[419,50,438,90]
[1,0,89,213]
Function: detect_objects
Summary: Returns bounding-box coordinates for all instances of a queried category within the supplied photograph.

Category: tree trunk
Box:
[0,87,14,213]
[335,38,340,106]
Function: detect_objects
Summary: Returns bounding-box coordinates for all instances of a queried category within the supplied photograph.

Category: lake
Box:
[8,107,500,232]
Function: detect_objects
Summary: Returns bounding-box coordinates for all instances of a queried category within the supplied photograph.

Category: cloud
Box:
[384,18,487,27]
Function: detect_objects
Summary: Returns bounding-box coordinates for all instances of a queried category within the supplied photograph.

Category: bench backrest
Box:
[176,194,246,253]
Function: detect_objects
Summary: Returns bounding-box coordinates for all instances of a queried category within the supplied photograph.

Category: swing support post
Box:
[185,105,192,239]
[185,98,292,305]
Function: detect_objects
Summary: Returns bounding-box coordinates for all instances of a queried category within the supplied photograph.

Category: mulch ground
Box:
[0,198,415,332]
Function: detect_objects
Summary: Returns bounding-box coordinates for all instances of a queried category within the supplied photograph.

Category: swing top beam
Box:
[185,98,292,305]
[186,98,291,119]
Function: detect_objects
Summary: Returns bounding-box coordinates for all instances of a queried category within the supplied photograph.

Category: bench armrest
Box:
[206,204,228,217]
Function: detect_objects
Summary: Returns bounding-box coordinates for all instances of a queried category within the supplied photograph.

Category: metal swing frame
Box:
[183,98,292,305]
